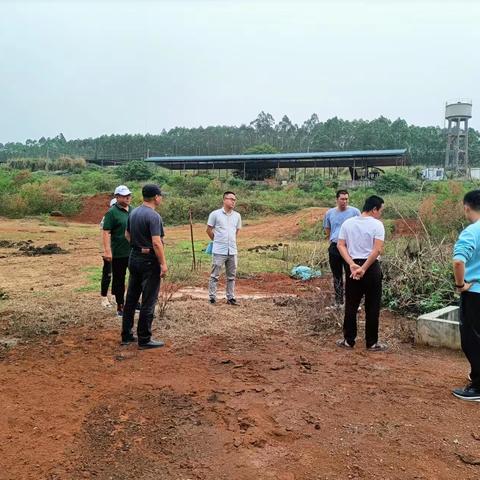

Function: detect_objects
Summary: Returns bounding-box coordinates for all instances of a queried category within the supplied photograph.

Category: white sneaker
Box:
[101,297,112,308]
[326,303,344,311]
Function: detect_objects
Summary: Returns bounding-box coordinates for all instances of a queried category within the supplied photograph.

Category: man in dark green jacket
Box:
[102,185,132,316]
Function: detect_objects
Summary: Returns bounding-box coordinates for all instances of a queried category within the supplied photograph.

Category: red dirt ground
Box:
[1,215,479,480]
[393,218,422,237]
[1,318,479,480]
[237,273,328,295]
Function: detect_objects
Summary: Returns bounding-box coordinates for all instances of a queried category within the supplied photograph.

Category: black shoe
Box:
[209,298,216,304]
[138,339,165,350]
[135,302,141,311]
[226,298,240,306]
[121,335,137,345]
[452,384,480,402]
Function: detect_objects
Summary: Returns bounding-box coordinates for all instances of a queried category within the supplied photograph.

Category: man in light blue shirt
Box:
[452,189,480,402]
[323,189,360,305]
[207,191,242,305]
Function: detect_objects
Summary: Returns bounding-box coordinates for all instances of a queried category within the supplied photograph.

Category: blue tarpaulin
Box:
[290,265,322,281]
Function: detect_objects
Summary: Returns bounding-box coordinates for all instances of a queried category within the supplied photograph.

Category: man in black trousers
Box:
[102,185,132,316]
[336,195,387,351]
[323,189,360,306]
[122,184,168,349]
[452,190,480,401]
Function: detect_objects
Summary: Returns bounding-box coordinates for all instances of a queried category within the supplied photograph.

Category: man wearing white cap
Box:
[102,185,132,316]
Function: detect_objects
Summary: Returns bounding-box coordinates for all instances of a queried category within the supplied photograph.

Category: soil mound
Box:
[0,240,33,248]
[393,218,422,236]
[18,243,67,256]
[71,194,112,224]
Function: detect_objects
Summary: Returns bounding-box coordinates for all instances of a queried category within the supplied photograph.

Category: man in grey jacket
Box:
[206,191,242,305]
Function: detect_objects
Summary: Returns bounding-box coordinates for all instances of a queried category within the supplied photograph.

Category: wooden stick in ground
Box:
[189,208,196,271]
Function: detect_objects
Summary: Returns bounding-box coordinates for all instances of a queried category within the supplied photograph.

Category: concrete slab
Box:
[416,306,460,350]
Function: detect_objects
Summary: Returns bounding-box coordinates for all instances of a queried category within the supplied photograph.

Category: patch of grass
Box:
[76,266,103,293]
[38,215,68,227]
[30,291,50,298]
[238,241,328,277]
[237,250,290,277]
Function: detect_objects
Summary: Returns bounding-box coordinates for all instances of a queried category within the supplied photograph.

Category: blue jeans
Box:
[122,252,161,344]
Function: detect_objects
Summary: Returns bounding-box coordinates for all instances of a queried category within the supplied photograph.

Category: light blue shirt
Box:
[453,220,480,294]
[207,208,242,255]
[323,206,361,242]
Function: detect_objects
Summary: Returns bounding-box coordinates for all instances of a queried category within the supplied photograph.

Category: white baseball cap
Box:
[114,185,132,196]
[109,198,117,207]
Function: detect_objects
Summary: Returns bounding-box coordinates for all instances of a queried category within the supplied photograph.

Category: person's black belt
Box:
[132,246,154,254]
[352,259,379,265]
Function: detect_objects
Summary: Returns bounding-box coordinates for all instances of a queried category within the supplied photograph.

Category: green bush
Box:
[226,177,249,189]
[4,179,81,218]
[151,167,172,186]
[298,178,326,193]
[68,169,118,195]
[159,194,219,224]
[166,175,215,197]
[115,160,153,181]
[298,220,324,241]
[20,181,63,214]
[374,171,418,194]
[0,169,14,194]
[381,192,424,220]
[383,238,455,315]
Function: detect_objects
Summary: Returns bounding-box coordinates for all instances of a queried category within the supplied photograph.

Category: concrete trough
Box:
[416,306,460,350]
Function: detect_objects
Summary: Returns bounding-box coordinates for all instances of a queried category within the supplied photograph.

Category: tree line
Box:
[1,112,479,166]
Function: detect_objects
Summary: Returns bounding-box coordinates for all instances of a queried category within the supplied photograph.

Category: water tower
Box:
[445,99,472,175]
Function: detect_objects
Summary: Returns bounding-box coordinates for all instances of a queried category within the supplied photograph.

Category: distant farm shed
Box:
[145,149,408,178]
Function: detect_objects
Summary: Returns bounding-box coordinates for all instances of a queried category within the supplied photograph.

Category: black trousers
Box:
[328,243,349,304]
[100,258,112,297]
[122,252,161,344]
[344,260,382,348]
[460,291,480,389]
[111,257,129,307]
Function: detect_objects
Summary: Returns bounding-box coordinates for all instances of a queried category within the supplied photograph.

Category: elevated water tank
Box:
[445,100,472,119]
[445,99,472,174]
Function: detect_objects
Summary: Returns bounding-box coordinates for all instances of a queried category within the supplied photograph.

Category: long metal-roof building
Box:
[145,149,408,171]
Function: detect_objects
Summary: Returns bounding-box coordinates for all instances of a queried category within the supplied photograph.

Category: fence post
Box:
[189,208,197,271]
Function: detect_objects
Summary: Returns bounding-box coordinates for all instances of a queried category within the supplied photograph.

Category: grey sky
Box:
[1,0,479,143]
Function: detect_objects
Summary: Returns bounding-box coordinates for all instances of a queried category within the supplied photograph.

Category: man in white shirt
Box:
[206,191,242,305]
[336,195,387,351]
